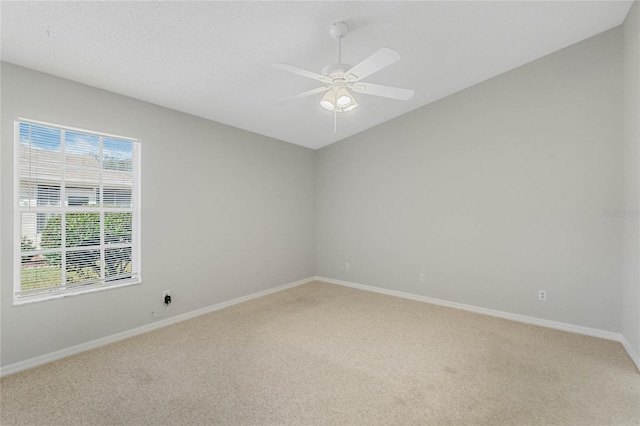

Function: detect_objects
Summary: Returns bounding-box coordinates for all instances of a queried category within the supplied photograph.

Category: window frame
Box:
[13,118,142,305]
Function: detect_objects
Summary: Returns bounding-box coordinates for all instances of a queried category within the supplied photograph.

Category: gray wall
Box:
[623,1,640,359]
[316,28,624,332]
[0,63,316,367]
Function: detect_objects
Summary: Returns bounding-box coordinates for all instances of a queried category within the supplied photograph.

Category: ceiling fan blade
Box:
[273,63,331,84]
[344,48,401,82]
[351,82,414,100]
[273,86,329,104]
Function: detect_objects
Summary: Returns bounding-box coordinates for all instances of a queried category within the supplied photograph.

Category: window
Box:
[15,119,141,304]
[36,185,60,232]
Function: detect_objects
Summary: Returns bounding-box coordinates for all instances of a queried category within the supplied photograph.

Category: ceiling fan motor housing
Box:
[321,63,352,78]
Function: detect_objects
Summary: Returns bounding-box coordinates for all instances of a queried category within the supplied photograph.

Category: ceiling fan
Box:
[273,22,414,114]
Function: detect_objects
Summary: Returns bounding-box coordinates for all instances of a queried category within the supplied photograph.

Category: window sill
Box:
[13,279,142,306]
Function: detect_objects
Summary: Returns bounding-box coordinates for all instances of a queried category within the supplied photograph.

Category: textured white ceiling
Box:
[1,1,633,150]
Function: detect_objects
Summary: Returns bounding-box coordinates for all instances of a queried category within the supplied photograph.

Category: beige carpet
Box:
[1,281,639,425]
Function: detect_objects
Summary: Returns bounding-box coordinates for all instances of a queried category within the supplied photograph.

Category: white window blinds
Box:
[15,119,141,303]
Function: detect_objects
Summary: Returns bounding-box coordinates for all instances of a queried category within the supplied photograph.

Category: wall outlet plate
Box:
[538,290,547,301]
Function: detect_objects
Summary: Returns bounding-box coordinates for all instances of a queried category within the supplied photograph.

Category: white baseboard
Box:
[0,276,315,378]
[620,337,640,373]
[316,276,640,372]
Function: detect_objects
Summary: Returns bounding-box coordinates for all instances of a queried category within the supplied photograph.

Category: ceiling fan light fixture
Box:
[335,87,353,108]
[321,86,358,112]
[336,96,351,107]
[343,98,358,112]
[320,100,335,110]
[320,90,336,110]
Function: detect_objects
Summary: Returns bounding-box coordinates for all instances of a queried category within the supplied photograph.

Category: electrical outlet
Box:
[538,290,547,301]
[345,262,350,271]
[419,273,425,282]
[163,290,170,298]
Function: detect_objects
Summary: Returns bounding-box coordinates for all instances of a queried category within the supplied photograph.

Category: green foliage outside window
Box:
[21,236,35,251]
[39,212,132,284]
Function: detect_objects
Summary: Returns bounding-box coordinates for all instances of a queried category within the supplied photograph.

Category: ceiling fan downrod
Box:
[329,22,349,65]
